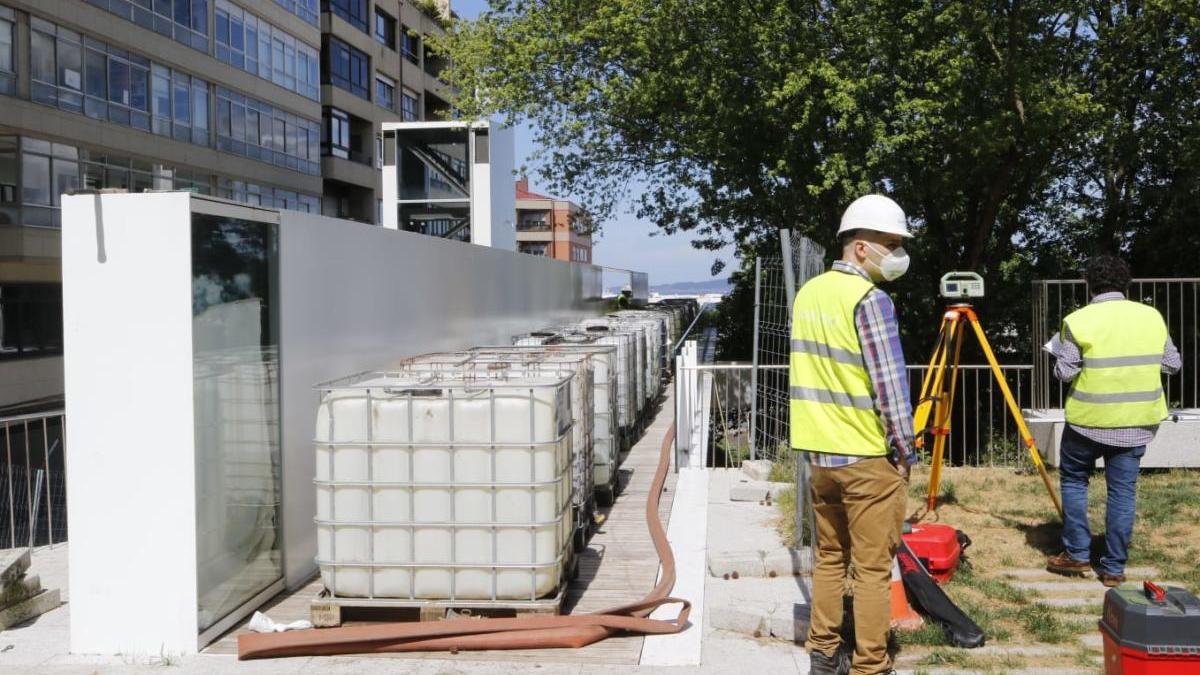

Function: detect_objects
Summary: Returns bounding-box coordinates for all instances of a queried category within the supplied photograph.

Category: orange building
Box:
[515,177,593,263]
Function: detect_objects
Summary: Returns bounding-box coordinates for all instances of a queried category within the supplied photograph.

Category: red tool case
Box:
[901,523,962,583]
[1099,581,1200,675]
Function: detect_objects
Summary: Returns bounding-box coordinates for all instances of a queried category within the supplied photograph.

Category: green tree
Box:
[438,1,1200,358]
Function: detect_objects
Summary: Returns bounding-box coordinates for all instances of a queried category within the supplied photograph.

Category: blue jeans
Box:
[1059,426,1144,575]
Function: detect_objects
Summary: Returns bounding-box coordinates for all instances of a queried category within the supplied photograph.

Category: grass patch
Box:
[768,451,796,483]
[775,485,798,548]
[778,464,1200,668]
[1017,603,1072,643]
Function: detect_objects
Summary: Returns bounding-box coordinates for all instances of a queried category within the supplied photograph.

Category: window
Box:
[0,8,15,96]
[400,27,419,65]
[84,0,208,51]
[323,37,369,99]
[401,89,418,121]
[375,74,394,111]
[29,19,206,145]
[518,242,549,257]
[273,0,318,26]
[325,0,367,33]
[322,108,350,159]
[216,1,320,101]
[374,8,396,49]
[216,87,320,175]
[0,284,64,360]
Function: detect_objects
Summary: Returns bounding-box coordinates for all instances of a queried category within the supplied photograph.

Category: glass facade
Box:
[324,0,367,33]
[83,0,209,52]
[215,0,320,101]
[216,87,321,176]
[273,0,318,26]
[0,6,14,96]
[0,133,319,229]
[394,127,471,241]
[323,36,369,100]
[190,211,282,634]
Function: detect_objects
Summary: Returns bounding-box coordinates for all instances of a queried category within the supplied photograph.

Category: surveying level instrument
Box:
[939,272,985,300]
[914,272,1065,520]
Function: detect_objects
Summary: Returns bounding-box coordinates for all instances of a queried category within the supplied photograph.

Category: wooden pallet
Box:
[310,585,565,627]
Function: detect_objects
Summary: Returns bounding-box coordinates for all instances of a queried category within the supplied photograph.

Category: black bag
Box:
[897,540,986,648]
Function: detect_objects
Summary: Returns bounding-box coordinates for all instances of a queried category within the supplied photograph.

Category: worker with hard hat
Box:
[1045,254,1181,586]
[791,194,917,675]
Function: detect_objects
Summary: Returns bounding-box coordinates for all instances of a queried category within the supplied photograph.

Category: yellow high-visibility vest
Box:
[788,270,888,456]
[1063,300,1169,428]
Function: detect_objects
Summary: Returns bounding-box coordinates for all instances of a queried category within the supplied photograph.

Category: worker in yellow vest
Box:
[1045,255,1181,586]
[791,195,918,675]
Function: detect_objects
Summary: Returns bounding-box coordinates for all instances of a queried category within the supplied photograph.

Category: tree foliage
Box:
[437,1,1200,357]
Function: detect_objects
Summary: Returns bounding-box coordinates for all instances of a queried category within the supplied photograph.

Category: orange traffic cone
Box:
[890,557,924,630]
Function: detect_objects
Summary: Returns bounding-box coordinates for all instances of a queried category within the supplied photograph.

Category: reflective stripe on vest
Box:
[1063,299,1168,428]
[788,271,888,457]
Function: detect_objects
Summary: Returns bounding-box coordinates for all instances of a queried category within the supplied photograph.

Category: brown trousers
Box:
[805,457,906,675]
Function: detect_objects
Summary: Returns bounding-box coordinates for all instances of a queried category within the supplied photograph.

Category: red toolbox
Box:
[901,524,961,583]
[1099,581,1200,675]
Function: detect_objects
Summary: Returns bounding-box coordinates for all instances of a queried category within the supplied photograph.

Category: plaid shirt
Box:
[1053,292,1183,447]
[801,261,918,468]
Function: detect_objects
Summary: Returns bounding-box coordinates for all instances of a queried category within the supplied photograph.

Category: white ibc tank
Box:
[472,345,617,493]
[581,320,649,415]
[390,352,595,532]
[568,327,635,433]
[314,372,573,601]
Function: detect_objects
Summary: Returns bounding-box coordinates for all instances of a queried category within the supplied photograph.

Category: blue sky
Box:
[453,0,737,284]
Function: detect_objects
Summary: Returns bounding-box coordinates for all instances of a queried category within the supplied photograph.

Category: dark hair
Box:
[838,229,861,248]
[1085,254,1131,295]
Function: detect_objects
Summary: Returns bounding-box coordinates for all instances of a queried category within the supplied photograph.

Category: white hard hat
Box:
[837,194,912,238]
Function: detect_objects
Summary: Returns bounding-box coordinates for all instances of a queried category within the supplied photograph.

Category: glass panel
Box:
[0,145,15,205]
[52,159,79,205]
[174,76,191,125]
[31,31,55,84]
[21,154,51,205]
[398,127,470,201]
[193,82,209,131]
[191,212,281,634]
[57,38,82,92]
[130,65,149,111]
[0,19,13,74]
[108,58,130,106]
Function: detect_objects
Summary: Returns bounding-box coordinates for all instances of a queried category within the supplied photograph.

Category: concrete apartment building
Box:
[514,176,593,263]
[0,0,452,410]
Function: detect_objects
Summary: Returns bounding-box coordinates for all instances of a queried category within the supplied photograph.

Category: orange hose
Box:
[239,424,690,659]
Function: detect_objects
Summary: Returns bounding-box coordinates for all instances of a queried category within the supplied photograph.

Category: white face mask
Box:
[864,241,910,281]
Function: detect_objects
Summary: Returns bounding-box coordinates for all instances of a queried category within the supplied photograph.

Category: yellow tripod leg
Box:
[913,315,951,438]
[966,313,1065,520]
[927,312,966,513]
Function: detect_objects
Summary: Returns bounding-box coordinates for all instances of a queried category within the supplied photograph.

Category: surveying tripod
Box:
[913,274,1064,520]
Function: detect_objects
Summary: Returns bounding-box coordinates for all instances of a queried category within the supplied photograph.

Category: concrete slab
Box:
[741,460,773,482]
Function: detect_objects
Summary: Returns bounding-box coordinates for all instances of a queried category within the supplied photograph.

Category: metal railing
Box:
[906,364,1035,467]
[681,362,1035,469]
[1,409,66,548]
[1033,278,1200,410]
